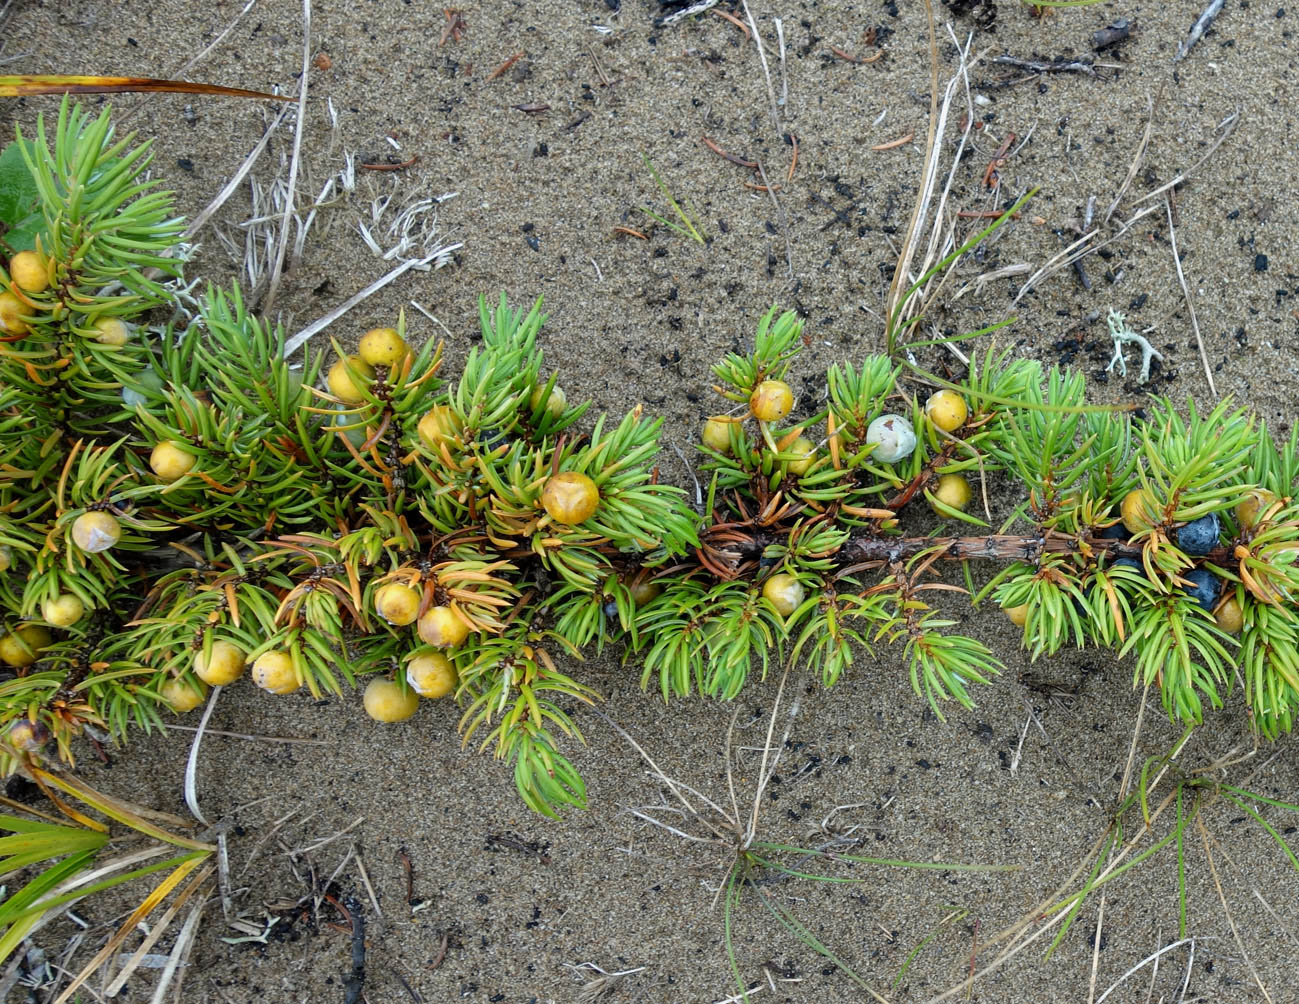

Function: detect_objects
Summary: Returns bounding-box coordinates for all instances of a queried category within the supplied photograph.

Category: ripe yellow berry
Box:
[161,677,208,713]
[762,573,805,617]
[629,577,662,607]
[194,640,247,686]
[41,594,84,628]
[358,327,407,367]
[92,317,130,346]
[924,389,968,433]
[1214,596,1243,635]
[530,382,567,418]
[542,471,599,524]
[7,717,50,753]
[150,441,197,482]
[930,473,972,513]
[1236,489,1277,532]
[326,356,374,404]
[1120,488,1155,534]
[0,624,52,667]
[252,649,300,694]
[363,678,419,722]
[1003,603,1029,627]
[749,380,794,423]
[417,406,462,451]
[9,250,49,293]
[0,291,29,336]
[406,652,457,698]
[417,605,471,648]
[701,417,735,454]
[70,511,122,554]
[375,582,422,626]
[784,436,817,476]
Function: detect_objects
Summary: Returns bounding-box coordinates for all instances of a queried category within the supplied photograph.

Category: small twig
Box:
[870,131,913,151]
[828,45,883,64]
[612,226,647,240]
[439,9,466,47]
[428,931,450,971]
[164,724,331,745]
[702,135,758,170]
[360,155,419,171]
[339,896,366,1004]
[993,54,1096,77]
[655,0,722,28]
[1175,0,1225,62]
[486,51,523,80]
[712,8,749,38]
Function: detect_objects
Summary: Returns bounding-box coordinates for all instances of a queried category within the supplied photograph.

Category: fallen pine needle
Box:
[872,131,914,151]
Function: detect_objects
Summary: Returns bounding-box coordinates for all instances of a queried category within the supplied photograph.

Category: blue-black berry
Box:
[1181,569,1219,612]
[1097,523,1128,540]
[1112,556,1143,574]
[1177,513,1220,556]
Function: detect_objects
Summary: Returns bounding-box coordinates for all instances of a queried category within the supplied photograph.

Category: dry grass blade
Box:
[150,892,208,1004]
[258,0,311,316]
[1093,938,1194,1004]
[183,685,221,827]
[1164,194,1215,397]
[0,74,280,100]
[1196,817,1272,1003]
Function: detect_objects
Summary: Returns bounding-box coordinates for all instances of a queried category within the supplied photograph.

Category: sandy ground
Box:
[3,0,1299,1001]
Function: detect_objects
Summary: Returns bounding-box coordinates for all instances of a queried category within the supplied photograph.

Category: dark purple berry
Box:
[1112,556,1143,574]
[1177,513,1220,556]
[1181,569,1219,612]
[1097,523,1128,540]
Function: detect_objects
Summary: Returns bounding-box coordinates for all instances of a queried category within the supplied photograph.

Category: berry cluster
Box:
[2,101,1298,818]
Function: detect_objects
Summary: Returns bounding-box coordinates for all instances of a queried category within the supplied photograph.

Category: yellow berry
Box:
[924,390,968,433]
[417,605,471,648]
[7,718,50,753]
[930,473,972,513]
[0,624,52,667]
[542,471,599,525]
[530,382,567,418]
[749,380,794,423]
[363,678,419,722]
[70,511,122,554]
[629,577,661,607]
[326,356,374,404]
[406,652,457,699]
[1236,489,1277,532]
[784,436,817,476]
[1214,596,1243,635]
[702,417,735,454]
[194,640,247,686]
[161,677,208,713]
[358,327,407,367]
[9,250,49,294]
[0,291,29,336]
[93,317,130,346]
[252,649,300,694]
[417,405,463,449]
[41,594,84,628]
[762,573,805,617]
[150,440,197,482]
[375,582,422,627]
[1120,488,1155,534]
[1003,603,1029,627]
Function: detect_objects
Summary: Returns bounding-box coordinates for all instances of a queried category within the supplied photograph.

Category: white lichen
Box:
[1105,308,1164,384]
